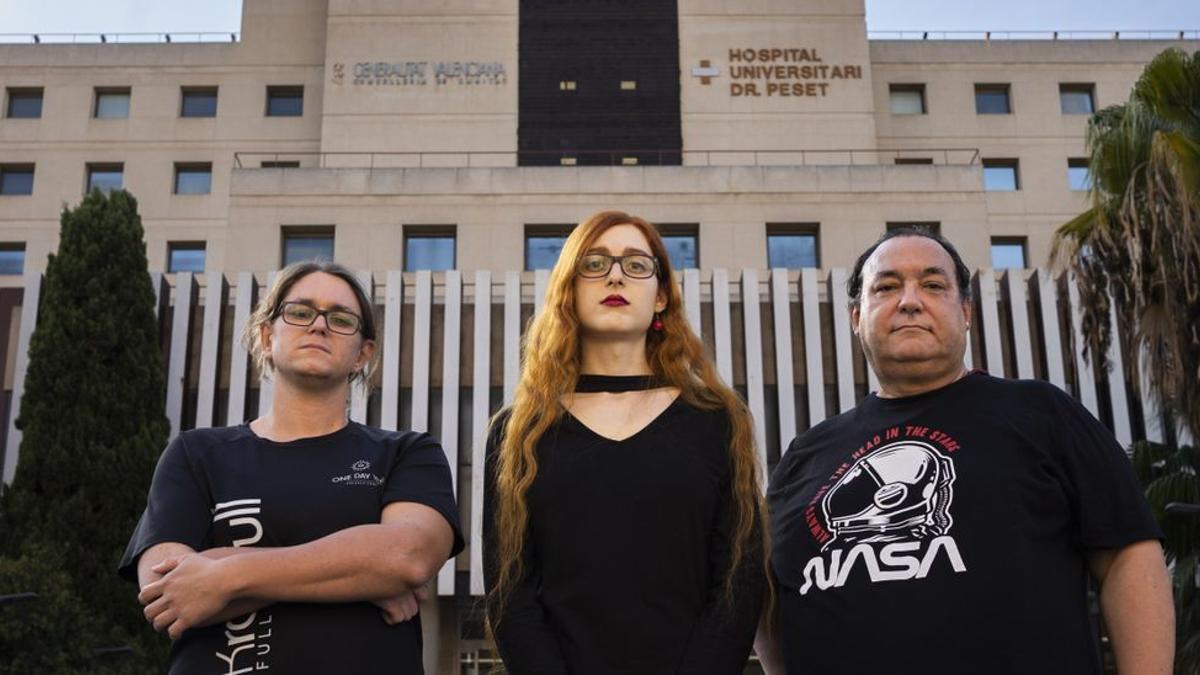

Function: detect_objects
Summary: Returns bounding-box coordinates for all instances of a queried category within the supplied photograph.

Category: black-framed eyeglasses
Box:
[276,301,363,335]
[577,253,659,279]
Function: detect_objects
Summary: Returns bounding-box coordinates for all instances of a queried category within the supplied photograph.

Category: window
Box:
[0,165,34,195]
[620,80,637,91]
[621,157,638,166]
[982,158,1020,191]
[403,227,456,272]
[559,80,577,91]
[974,84,1011,114]
[525,225,575,271]
[94,88,131,118]
[1067,158,1091,192]
[261,160,301,168]
[86,163,124,194]
[658,225,699,270]
[174,163,213,194]
[6,88,43,118]
[281,227,335,265]
[1059,83,1095,115]
[266,86,304,117]
[181,87,218,117]
[559,157,577,166]
[889,84,926,115]
[168,242,206,273]
[990,237,1027,269]
[0,244,25,275]
[886,221,941,236]
[895,157,934,165]
[766,224,820,269]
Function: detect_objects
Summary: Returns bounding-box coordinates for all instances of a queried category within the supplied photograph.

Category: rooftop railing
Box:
[868,29,1200,41]
[233,148,981,170]
[1,29,1194,45]
[0,32,239,45]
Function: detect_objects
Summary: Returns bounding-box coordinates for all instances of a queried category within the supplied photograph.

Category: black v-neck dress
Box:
[483,376,764,674]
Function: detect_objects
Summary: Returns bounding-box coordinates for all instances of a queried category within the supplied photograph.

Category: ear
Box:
[654,285,668,314]
[356,338,376,375]
[259,322,273,356]
[850,303,862,336]
[961,299,973,330]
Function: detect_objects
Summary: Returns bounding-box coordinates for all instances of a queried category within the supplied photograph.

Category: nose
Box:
[897,281,922,314]
[605,260,626,285]
[307,314,332,334]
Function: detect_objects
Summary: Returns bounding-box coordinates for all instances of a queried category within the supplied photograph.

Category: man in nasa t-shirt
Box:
[757,229,1173,675]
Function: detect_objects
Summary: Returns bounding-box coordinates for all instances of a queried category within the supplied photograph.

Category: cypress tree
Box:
[0,189,168,671]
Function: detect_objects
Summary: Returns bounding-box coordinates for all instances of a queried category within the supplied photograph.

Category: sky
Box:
[0,0,1197,36]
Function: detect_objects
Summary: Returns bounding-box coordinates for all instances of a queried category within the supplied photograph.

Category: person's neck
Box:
[875,363,969,399]
[251,377,350,442]
[578,335,652,376]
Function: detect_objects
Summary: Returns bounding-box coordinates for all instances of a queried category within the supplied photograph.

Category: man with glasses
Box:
[121,261,463,674]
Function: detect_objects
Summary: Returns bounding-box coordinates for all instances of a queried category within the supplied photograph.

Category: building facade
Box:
[0,0,1194,279]
[1,1,1196,671]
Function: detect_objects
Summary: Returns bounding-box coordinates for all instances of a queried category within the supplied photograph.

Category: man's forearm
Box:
[1096,541,1174,674]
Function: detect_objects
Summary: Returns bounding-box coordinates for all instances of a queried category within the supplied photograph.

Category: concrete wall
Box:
[0,0,329,273]
[870,38,1198,266]
[319,0,517,155]
[226,163,987,272]
[679,0,878,154]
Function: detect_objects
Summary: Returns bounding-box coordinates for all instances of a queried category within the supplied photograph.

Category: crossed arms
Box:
[136,500,455,639]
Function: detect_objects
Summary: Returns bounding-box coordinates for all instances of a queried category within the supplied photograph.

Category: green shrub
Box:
[0,189,169,672]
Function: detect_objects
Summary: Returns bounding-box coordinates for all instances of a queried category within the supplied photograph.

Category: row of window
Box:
[0,157,1091,197]
[3,80,1095,121]
[529,224,1030,271]
[557,80,639,92]
[0,163,212,195]
[0,224,1031,277]
[888,82,1096,116]
[979,157,1091,192]
[2,85,304,120]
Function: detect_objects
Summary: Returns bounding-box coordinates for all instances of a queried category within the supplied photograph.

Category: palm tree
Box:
[1053,47,1200,439]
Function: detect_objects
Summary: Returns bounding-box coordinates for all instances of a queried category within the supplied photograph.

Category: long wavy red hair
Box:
[490,210,769,620]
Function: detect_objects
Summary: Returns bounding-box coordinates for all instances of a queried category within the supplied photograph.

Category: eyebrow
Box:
[872,267,950,282]
[584,246,653,256]
[286,298,358,314]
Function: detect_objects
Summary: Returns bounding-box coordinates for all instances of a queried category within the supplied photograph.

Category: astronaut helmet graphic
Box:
[820,440,956,550]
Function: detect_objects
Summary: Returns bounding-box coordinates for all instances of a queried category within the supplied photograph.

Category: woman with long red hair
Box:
[484,210,767,673]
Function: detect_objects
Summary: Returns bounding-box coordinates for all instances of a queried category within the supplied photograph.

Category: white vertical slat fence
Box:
[0,267,1169,598]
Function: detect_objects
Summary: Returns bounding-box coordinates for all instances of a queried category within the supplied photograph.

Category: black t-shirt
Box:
[119,422,464,675]
[483,399,765,675]
[768,372,1162,675]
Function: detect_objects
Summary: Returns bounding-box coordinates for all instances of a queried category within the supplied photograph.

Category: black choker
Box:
[575,374,663,393]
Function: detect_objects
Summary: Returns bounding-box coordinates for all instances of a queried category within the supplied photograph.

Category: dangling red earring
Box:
[652,313,664,331]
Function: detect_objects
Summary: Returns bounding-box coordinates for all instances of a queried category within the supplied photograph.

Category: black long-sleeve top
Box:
[483,397,765,675]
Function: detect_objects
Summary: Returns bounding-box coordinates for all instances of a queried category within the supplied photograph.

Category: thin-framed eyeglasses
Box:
[577,253,659,279]
[276,301,363,335]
